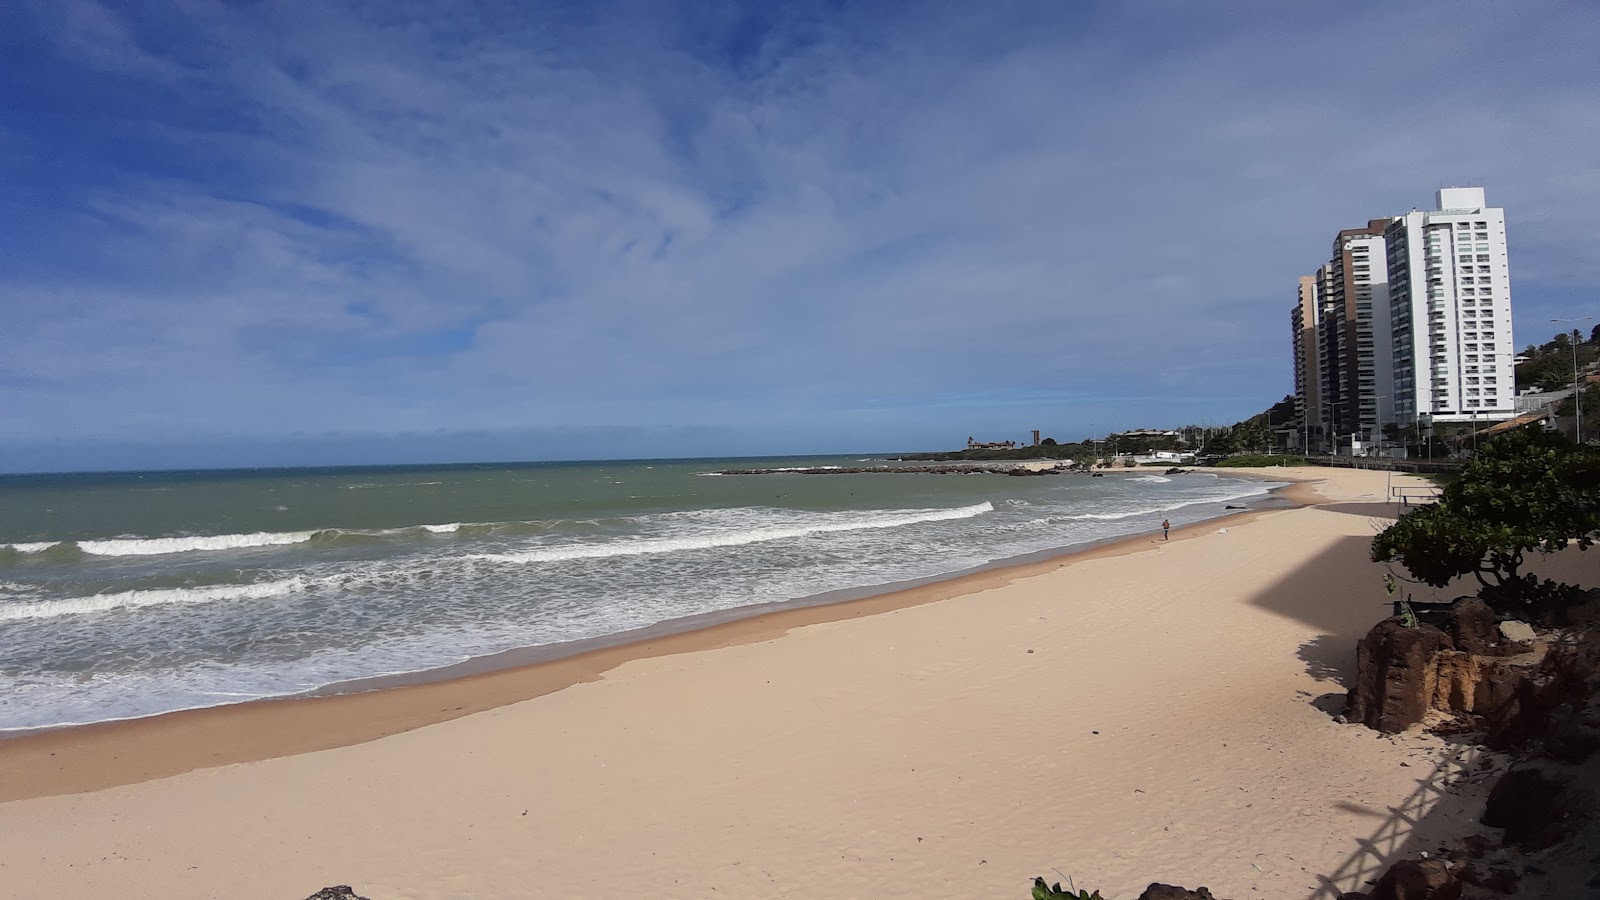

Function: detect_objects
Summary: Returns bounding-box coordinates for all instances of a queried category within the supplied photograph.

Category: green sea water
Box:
[0,456,1283,731]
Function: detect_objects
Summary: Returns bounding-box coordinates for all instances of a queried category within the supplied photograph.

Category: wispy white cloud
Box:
[2,0,1598,469]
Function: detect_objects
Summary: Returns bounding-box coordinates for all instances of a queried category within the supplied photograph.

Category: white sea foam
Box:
[470,502,995,565]
[78,531,317,556]
[766,465,843,472]
[1127,475,1172,483]
[0,577,305,622]
[30,521,483,558]
[2,542,59,554]
[1056,486,1274,522]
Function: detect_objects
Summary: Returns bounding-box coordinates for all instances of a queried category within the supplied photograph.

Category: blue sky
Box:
[2,1,1598,471]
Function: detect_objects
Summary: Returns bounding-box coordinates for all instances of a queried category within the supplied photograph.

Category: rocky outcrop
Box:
[1444,598,1499,655]
[303,889,369,900]
[1429,648,1546,721]
[1347,619,1452,733]
[1348,599,1557,735]
[1364,858,1457,900]
[1136,885,1228,900]
[1481,760,1592,851]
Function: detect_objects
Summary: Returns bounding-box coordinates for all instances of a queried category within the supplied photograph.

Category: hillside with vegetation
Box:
[1516,324,1599,392]
[901,395,1299,464]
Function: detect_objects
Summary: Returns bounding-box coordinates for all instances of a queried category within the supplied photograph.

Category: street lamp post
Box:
[1551,317,1594,444]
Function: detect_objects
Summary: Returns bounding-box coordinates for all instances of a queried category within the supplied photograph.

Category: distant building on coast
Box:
[966,436,1017,450]
[1290,187,1513,454]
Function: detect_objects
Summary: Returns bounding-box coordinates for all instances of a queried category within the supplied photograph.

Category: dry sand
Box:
[0,467,1536,899]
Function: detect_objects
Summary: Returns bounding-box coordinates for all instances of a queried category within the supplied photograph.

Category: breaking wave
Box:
[470,502,995,564]
[0,578,306,622]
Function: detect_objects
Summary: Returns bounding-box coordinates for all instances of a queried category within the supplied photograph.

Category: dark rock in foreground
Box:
[304,888,369,900]
[1363,857,1456,900]
[1138,885,1229,900]
[1481,760,1591,851]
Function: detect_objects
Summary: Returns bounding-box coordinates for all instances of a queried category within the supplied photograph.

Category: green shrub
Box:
[1372,425,1599,621]
[1031,877,1104,899]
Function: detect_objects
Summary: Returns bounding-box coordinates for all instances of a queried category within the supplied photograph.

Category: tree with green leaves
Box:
[1371,425,1600,621]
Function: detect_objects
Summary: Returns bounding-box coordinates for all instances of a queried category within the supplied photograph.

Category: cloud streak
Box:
[2,0,1598,470]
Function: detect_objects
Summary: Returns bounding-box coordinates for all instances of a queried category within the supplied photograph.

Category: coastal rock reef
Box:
[1337,598,1600,899]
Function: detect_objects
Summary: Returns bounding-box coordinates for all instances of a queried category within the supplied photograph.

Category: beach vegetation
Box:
[1371,425,1600,621]
[1516,327,1598,392]
[1031,876,1104,899]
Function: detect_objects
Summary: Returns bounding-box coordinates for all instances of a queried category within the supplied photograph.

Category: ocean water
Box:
[0,457,1284,732]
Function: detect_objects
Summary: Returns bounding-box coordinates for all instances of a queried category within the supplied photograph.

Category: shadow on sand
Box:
[1306,739,1497,899]
[1238,528,1501,898]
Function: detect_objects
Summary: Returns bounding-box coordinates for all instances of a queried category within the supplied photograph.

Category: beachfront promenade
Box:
[0,468,1536,898]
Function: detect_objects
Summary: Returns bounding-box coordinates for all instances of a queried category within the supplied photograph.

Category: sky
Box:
[2,1,1598,472]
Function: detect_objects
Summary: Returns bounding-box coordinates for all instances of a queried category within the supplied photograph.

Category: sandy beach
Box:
[0,467,1554,899]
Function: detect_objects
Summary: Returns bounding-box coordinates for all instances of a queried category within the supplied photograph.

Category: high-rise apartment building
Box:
[1303,219,1393,448]
[1385,187,1514,425]
[1290,275,1321,448]
[1290,187,1513,452]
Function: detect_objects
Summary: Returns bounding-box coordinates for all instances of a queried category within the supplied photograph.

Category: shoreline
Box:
[7,465,1500,900]
[0,470,1316,802]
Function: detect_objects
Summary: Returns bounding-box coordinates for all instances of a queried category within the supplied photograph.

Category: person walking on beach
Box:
[1161,518,1171,541]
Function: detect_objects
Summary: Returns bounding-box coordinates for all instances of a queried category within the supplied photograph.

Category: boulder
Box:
[1545,685,1600,763]
[1366,858,1459,900]
[1136,885,1227,900]
[304,889,370,900]
[1444,598,1499,655]
[1497,621,1536,643]
[1347,618,1451,733]
[1480,761,1589,851]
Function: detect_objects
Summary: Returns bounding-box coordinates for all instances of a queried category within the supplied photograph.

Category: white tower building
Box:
[1385,188,1514,426]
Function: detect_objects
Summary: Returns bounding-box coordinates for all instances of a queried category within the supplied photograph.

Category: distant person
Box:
[1161,519,1171,541]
